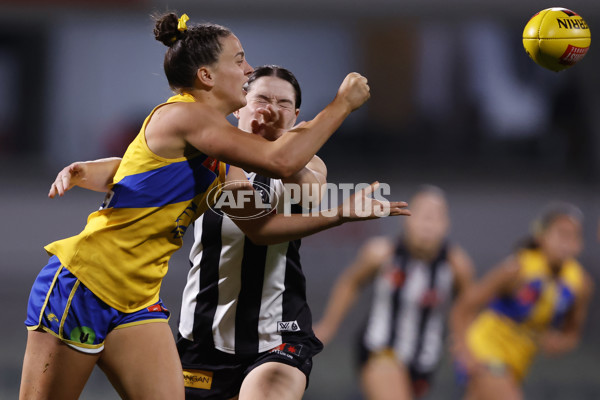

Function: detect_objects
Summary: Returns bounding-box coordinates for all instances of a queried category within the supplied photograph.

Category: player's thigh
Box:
[20,329,99,400]
[360,355,412,400]
[467,368,522,400]
[98,321,184,400]
[239,361,305,400]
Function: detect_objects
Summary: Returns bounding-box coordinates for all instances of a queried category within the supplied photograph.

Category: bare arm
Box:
[170,73,369,178]
[447,246,475,360]
[449,245,476,300]
[449,256,520,370]
[281,155,327,208]
[313,237,394,345]
[539,272,594,355]
[222,167,409,245]
[48,158,122,198]
[282,155,327,186]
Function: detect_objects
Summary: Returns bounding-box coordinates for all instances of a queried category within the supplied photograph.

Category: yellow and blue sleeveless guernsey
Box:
[45,93,229,313]
[467,248,584,380]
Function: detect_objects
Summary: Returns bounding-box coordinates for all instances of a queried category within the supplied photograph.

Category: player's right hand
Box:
[335,72,370,112]
[48,162,86,198]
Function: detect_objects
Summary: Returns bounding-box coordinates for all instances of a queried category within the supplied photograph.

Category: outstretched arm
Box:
[313,237,394,345]
[221,167,409,245]
[48,158,122,198]
[178,73,369,179]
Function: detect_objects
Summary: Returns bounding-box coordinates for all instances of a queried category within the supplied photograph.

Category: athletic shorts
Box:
[177,336,323,400]
[25,255,170,353]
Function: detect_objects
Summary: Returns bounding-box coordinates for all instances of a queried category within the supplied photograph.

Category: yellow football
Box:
[523,7,591,72]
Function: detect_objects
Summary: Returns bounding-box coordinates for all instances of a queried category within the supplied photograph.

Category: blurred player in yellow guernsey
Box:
[451,203,593,400]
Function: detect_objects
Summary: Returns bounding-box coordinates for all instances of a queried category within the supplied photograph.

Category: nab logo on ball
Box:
[523,7,591,72]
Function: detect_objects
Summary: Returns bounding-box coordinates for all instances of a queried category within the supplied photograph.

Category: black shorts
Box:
[177,337,323,400]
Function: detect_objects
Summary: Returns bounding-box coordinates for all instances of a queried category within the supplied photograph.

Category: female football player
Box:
[451,202,593,400]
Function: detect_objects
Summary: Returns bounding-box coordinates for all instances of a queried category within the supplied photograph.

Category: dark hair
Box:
[519,202,583,249]
[153,12,232,91]
[246,65,302,109]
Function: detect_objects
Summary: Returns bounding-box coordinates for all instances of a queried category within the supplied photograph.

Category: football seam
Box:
[533,9,590,40]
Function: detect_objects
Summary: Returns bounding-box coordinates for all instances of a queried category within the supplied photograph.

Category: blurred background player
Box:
[314,185,474,399]
[451,202,593,400]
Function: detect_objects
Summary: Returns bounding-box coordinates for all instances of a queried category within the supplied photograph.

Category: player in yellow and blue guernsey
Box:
[19,12,408,400]
[451,203,593,400]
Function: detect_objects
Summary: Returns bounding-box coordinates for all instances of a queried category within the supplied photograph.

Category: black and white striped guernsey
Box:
[179,172,316,355]
[361,240,454,374]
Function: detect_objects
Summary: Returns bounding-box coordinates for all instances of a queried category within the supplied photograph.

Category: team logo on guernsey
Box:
[206,180,278,220]
[277,320,301,332]
[172,201,199,238]
[420,289,441,308]
[517,281,541,305]
[182,369,213,389]
[386,268,406,288]
[202,156,219,174]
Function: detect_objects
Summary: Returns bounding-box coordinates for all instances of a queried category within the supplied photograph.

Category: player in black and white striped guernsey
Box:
[47,64,412,399]
[315,186,474,400]
[177,65,327,400]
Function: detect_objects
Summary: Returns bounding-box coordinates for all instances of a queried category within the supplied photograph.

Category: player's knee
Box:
[246,363,305,396]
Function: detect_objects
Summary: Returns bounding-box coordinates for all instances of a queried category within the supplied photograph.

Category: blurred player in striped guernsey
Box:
[451,202,593,400]
[314,185,474,399]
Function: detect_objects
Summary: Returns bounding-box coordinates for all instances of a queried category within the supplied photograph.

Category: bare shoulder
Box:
[155,101,221,133]
[448,246,473,268]
[307,155,327,176]
[579,267,595,299]
[448,245,475,279]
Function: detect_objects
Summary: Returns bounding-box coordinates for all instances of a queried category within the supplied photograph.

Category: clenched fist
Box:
[334,73,370,112]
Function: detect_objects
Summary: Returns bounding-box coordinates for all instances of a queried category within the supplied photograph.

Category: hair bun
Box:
[154,13,182,47]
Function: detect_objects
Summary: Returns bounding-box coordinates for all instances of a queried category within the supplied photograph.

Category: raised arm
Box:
[313,237,394,345]
[176,73,369,179]
[48,158,122,198]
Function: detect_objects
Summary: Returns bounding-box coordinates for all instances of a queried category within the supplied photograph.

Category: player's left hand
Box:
[48,162,87,198]
[251,104,286,138]
[338,182,410,222]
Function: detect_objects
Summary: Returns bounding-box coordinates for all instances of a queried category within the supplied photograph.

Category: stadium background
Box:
[0,0,599,398]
